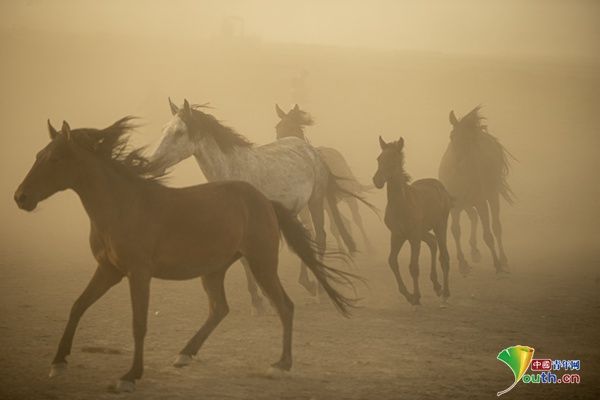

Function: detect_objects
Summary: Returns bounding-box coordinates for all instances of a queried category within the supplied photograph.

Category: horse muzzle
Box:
[14,188,38,211]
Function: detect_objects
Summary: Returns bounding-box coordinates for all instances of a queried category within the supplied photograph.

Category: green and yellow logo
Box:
[496,345,535,396]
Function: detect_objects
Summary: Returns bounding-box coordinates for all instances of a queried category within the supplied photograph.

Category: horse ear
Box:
[397,137,404,151]
[449,110,458,126]
[47,119,59,140]
[169,97,179,116]
[61,121,72,140]
[293,104,300,111]
[182,99,191,117]
[275,104,286,119]
[379,135,387,150]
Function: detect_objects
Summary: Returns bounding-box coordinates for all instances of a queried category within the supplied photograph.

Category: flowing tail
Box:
[326,170,379,253]
[272,201,360,317]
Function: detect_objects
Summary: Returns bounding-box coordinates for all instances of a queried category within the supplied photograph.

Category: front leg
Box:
[408,238,422,305]
[116,271,151,392]
[388,232,411,303]
[51,263,123,377]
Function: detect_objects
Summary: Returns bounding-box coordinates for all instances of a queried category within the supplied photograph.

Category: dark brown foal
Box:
[373,136,452,305]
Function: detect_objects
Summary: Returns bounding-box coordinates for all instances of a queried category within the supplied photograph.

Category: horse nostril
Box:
[14,191,27,204]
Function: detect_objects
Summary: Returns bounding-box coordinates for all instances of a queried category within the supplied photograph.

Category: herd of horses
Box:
[13,99,513,392]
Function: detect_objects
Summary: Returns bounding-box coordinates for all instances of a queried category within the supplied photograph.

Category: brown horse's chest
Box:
[90,228,140,274]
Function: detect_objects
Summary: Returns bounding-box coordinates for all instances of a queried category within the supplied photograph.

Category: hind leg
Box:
[246,256,294,372]
[450,208,471,276]
[422,232,441,296]
[489,193,508,271]
[434,220,451,301]
[308,197,327,298]
[174,269,230,367]
[347,197,374,254]
[474,199,501,272]
[325,203,346,252]
[297,207,317,296]
[241,258,267,316]
[465,207,482,262]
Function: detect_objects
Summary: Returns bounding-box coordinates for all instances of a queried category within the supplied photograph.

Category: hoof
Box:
[49,362,67,378]
[458,260,472,277]
[299,279,318,297]
[265,366,290,379]
[439,297,450,309]
[250,302,270,317]
[115,380,136,393]
[471,248,482,263]
[173,354,194,368]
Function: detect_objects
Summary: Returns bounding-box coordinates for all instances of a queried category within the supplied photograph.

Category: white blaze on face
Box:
[152,116,195,171]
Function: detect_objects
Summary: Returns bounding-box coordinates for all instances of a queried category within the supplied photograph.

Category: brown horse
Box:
[439,106,514,274]
[275,104,374,253]
[373,136,452,305]
[14,118,357,392]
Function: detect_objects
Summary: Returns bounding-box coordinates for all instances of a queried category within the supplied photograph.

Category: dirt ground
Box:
[1,22,599,400]
[0,243,598,400]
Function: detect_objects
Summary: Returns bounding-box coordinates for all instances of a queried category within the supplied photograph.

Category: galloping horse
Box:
[151,99,366,312]
[439,106,514,274]
[14,118,357,392]
[373,136,452,305]
[275,104,374,253]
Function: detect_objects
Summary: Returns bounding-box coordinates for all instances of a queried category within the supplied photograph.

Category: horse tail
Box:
[271,201,359,317]
[325,169,379,252]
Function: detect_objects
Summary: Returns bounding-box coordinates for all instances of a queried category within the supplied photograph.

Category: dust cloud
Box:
[0,1,599,399]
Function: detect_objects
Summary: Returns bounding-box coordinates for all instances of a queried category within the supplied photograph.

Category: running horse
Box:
[151,99,369,313]
[275,104,374,253]
[373,136,452,305]
[14,118,357,392]
[439,106,514,274]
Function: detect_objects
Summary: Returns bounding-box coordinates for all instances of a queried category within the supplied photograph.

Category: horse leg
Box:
[347,197,374,254]
[325,202,346,252]
[308,197,327,299]
[50,263,123,377]
[450,208,471,275]
[246,256,294,373]
[240,258,267,316]
[422,232,441,297]
[388,232,411,303]
[117,271,151,392]
[489,193,508,271]
[408,238,422,305]
[474,199,501,273]
[297,207,317,296]
[174,269,229,367]
[434,220,451,302]
[465,206,482,262]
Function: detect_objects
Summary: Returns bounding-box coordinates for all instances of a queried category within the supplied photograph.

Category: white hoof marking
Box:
[115,380,136,393]
[173,354,193,367]
[49,363,67,378]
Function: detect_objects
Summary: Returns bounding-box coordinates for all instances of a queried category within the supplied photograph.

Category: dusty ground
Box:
[0,244,598,400]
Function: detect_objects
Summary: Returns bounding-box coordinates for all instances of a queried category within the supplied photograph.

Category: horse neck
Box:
[276,123,305,141]
[72,157,145,230]
[386,173,411,212]
[192,134,251,181]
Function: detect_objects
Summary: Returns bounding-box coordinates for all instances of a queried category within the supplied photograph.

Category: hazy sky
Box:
[1,0,599,59]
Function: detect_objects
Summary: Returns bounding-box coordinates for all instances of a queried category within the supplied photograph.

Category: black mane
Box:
[71,116,165,182]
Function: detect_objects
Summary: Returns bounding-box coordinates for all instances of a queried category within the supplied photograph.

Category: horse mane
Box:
[72,116,165,183]
[185,106,253,152]
[455,107,515,203]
